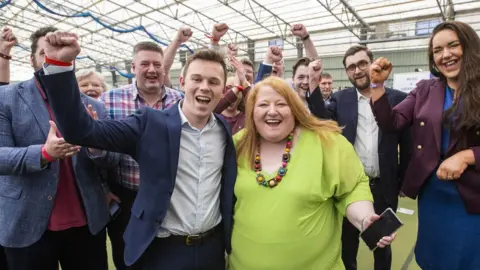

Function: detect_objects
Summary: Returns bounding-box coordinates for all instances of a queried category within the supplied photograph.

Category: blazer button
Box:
[417,145,422,150]
[47,196,53,200]
[420,122,425,126]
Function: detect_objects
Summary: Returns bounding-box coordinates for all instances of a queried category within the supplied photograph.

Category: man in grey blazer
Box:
[0,26,119,270]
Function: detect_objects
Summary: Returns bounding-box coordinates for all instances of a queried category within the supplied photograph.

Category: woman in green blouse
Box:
[229,76,395,269]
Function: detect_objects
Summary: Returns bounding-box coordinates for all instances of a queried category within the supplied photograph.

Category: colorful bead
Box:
[253,131,294,188]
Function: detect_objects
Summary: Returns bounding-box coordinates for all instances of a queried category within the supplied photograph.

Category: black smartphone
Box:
[109,200,121,220]
[360,208,403,251]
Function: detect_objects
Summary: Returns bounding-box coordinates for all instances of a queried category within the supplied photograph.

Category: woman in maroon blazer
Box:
[369,21,480,269]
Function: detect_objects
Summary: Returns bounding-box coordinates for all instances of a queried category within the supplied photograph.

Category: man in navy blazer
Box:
[0,26,120,270]
[307,46,411,270]
[38,31,236,269]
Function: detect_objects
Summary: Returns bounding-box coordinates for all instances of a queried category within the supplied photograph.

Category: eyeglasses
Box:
[346,60,370,73]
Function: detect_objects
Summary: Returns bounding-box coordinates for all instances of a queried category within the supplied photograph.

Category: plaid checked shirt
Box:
[100,83,184,191]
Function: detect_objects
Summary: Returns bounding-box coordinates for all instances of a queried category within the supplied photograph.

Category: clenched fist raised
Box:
[44,31,81,63]
[369,57,393,84]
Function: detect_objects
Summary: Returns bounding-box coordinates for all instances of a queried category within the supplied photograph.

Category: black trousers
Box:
[0,247,8,270]
[4,226,107,270]
[341,177,397,270]
[106,182,139,270]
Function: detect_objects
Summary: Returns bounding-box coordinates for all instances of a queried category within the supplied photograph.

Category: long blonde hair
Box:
[236,76,341,168]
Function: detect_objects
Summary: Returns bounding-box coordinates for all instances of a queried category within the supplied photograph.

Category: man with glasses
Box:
[307,45,411,270]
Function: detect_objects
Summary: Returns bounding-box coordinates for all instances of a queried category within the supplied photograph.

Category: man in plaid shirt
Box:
[100,40,184,270]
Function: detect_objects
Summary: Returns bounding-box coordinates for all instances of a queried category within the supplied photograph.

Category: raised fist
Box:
[291,24,308,38]
[44,31,80,63]
[212,23,229,40]
[369,57,393,84]
[227,43,238,58]
[265,46,283,64]
[0,27,18,53]
[308,59,323,81]
[176,26,193,43]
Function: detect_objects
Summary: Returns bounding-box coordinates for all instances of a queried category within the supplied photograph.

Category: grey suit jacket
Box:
[0,77,119,248]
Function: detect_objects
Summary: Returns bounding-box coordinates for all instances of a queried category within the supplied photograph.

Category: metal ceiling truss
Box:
[436,0,455,21]
[315,0,372,40]
[9,15,125,68]
[217,0,295,47]
[173,0,251,49]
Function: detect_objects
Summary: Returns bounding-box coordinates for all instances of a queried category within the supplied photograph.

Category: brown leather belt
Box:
[168,224,221,246]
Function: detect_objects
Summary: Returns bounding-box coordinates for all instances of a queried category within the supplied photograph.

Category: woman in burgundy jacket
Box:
[369,21,480,269]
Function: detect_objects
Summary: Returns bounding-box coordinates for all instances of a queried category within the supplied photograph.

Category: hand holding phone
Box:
[360,208,403,251]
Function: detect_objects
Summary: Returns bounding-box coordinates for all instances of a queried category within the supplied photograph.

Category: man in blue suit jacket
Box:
[0,26,119,270]
[38,31,237,269]
[307,46,411,270]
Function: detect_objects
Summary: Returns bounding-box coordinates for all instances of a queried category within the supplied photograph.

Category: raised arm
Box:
[163,26,192,75]
[307,59,336,119]
[291,24,319,59]
[254,46,283,83]
[370,57,416,132]
[38,31,146,157]
[0,27,17,84]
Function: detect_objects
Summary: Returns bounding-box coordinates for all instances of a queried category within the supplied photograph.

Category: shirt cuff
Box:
[43,63,74,75]
[261,61,273,66]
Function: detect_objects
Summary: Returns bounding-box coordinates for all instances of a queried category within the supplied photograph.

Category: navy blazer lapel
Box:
[166,105,182,181]
[17,78,50,139]
[345,88,359,142]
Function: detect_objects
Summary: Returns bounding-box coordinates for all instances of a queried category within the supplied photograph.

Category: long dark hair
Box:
[429,21,480,135]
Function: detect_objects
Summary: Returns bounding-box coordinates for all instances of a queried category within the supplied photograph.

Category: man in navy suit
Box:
[307,46,412,270]
[0,27,119,270]
[37,31,237,270]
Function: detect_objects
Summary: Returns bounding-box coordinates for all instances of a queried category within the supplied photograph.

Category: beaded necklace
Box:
[254,133,294,188]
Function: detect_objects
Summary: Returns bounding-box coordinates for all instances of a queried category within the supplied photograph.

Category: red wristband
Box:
[205,34,220,42]
[45,56,73,66]
[236,85,246,91]
[41,145,55,162]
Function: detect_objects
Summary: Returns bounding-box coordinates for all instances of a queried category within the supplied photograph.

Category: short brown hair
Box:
[182,49,227,84]
[292,57,312,77]
[240,58,254,69]
[133,41,163,56]
[30,26,58,56]
[343,45,374,67]
[321,73,332,79]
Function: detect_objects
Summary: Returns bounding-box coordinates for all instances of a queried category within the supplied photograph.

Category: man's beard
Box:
[32,59,42,72]
[349,73,370,90]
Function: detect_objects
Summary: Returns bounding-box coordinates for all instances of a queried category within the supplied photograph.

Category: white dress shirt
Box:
[157,102,226,237]
[354,90,380,178]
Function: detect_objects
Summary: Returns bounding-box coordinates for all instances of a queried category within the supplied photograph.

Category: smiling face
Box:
[344,50,371,90]
[292,65,309,100]
[78,74,105,99]
[181,59,225,127]
[253,85,295,143]
[132,50,165,94]
[431,29,463,82]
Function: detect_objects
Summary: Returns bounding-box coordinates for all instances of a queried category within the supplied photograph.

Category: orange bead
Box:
[255,156,260,160]
[285,148,290,153]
